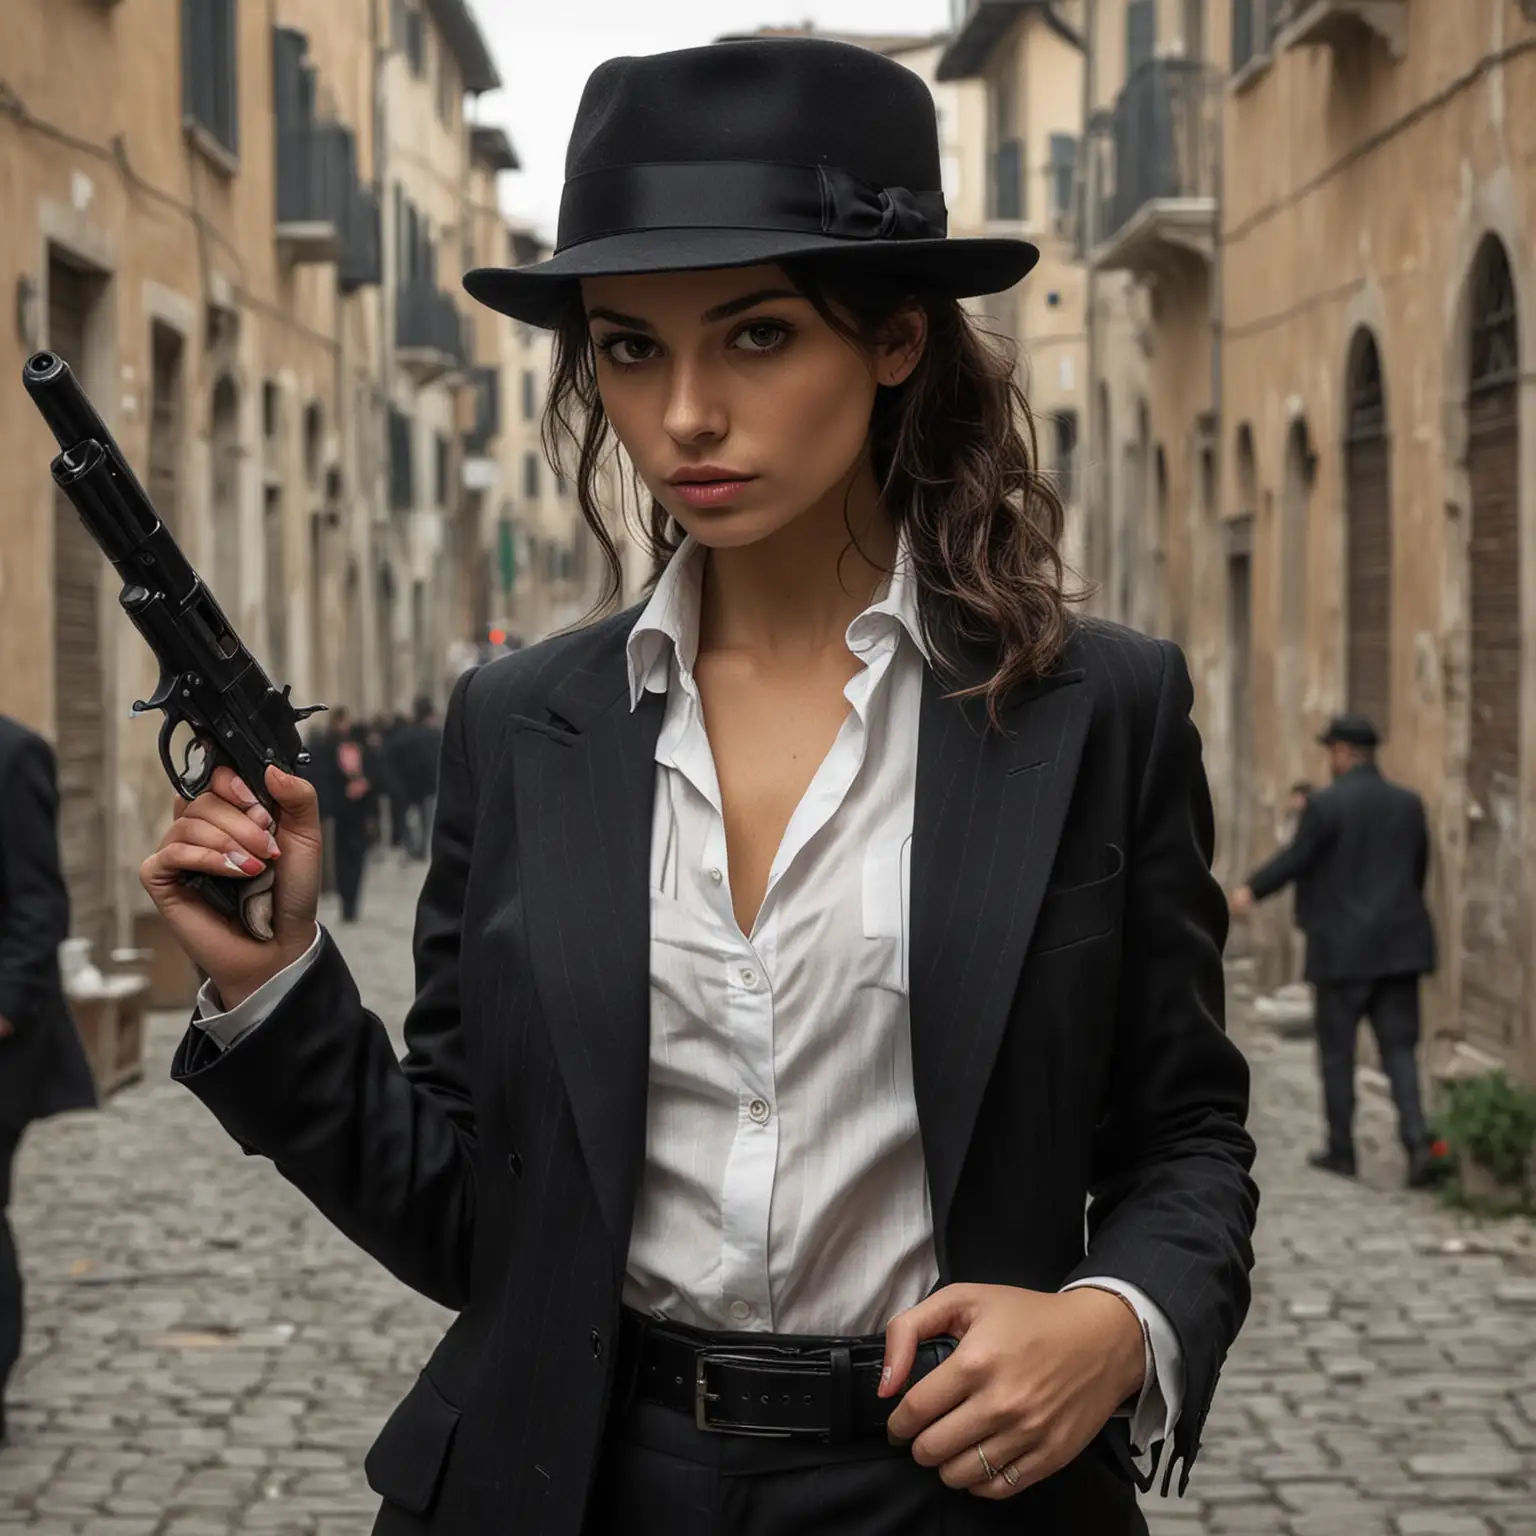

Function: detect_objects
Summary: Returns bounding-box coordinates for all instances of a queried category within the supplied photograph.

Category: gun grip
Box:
[178,867,277,942]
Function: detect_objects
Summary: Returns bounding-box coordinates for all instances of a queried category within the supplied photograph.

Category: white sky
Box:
[467,1,956,242]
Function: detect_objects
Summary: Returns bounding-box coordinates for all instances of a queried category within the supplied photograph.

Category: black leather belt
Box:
[617,1306,955,1442]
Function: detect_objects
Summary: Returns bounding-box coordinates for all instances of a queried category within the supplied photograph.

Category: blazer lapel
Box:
[908,653,1090,1264]
[508,649,663,1260]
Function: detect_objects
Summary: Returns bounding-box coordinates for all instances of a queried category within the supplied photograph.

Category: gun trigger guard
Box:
[155,709,216,802]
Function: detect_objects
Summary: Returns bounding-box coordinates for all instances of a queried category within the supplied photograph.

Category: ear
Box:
[873,304,927,388]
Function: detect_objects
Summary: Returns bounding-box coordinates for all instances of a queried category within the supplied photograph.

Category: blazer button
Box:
[590,1329,603,1358]
[507,1150,523,1177]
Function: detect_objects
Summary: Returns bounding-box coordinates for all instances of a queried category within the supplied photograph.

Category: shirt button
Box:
[729,1299,752,1322]
[507,1150,523,1177]
[708,867,723,884]
[739,968,757,988]
[748,1098,771,1125]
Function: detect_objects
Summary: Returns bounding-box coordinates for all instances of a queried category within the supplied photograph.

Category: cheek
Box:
[767,357,874,474]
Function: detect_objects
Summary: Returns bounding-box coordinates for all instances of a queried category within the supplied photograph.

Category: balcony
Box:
[338,186,382,293]
[1087,58,1221,281]
[273,28,368,267]
[1273,0,1407,60]
[396,281,468,382]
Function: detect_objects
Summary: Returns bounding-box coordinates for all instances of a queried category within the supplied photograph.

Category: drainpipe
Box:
[371,0,391,715]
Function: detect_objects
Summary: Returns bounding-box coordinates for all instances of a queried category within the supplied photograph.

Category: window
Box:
[405,6,426,77]
[1053,411,1079,506]
[262,380,281,443]
[182,0,239,158]
[303,401,324,488]
[389,409,415,510]
[435,432,451,506]
[521,370,537,420]
[522,452,541,501]
[1048,135,1078,235]
[436,46,457,126]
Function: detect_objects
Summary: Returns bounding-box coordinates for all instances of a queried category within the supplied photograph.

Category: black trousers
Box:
[334,818,370,922]
[583,1397,1148,1536]
[1314,975,1429,1156]
[0,1128,22,1414]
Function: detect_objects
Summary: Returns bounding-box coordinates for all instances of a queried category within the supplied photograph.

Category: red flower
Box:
[1430,1139,1450,1159]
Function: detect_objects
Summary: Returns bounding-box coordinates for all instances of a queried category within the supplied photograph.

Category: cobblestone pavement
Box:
[1,856,1533,1535]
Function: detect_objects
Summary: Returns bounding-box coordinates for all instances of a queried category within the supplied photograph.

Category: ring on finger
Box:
[975,1444,998,1480]
[1002,1462,1020,1488]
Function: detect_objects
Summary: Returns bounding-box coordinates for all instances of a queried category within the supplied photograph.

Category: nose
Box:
[662,356,727,446]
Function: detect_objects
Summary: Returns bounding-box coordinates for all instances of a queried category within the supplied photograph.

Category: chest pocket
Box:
[860,834,912,993]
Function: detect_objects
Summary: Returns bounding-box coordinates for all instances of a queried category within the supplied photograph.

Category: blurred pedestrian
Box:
[397,697,442,860]
[0,716,97,1446]
[1232,715,1441,1187]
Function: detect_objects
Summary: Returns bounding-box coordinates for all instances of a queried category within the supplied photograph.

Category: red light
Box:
[488,627,506,645]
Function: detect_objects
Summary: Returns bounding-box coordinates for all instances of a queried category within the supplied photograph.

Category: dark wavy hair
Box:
[541,257,1077,728]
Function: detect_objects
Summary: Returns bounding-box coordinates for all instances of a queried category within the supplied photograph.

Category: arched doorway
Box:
[209,375,242,617]
[1460,235,1524,1063]
[1344,331,1392,734]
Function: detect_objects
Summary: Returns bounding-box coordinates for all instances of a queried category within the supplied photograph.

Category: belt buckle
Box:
[693,1350,804,1438]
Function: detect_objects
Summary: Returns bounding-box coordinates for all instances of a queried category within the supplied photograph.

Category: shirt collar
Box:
[625,532,930,710]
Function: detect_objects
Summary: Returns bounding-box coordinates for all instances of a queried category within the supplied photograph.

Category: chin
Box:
[669,503,802,550]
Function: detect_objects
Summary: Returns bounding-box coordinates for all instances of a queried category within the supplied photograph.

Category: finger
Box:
[913,1395,1014,1475]
[933,1418,1038,1490]
[161,813,280,869]
[880,1285,976,1401]
[142,840,269,893]
[966,1436,1065,1500]
[162,796,281,864]
[263,765,321,837]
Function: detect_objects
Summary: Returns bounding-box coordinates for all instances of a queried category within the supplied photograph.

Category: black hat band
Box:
[556,160,949,253]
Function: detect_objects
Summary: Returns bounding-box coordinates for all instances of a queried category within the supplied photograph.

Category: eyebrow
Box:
[586,288,804,333]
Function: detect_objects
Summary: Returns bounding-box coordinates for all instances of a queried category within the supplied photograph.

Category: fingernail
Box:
[230,776,256,807]
[247,803,274,830]
[225,852,265,877]
[264,833,281,857]
[881,1365,892,1390]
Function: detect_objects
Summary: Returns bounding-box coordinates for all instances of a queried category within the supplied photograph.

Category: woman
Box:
[141,38,1257,1536]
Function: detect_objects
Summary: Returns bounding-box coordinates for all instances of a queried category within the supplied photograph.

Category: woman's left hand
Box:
[880,1284,1145,1498]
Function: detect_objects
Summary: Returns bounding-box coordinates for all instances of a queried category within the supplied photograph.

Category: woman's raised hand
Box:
[140,764,323,1011]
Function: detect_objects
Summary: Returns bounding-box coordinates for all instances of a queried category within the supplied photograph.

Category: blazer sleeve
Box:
[1246,794,1333,900]
[1063,642,1258,1494]
[0,731,72,1030]
[170,666,482,1311]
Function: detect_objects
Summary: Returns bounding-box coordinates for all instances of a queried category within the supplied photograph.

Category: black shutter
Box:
[1126,0,1156,75]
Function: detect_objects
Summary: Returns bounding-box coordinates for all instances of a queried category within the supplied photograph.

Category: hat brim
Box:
[463,228,1039,328]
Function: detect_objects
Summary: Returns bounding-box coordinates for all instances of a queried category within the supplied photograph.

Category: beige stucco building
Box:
[937,2,1092,577]
[1077,0,1536,1082]
[0,0,586,967]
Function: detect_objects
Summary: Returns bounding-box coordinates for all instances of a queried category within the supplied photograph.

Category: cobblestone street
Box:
[1,857,1533,1535]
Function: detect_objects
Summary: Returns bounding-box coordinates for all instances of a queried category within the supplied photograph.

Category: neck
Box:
[696,464,898,663]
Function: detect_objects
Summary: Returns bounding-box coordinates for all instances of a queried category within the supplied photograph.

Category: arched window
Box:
[1344,329,1391,734]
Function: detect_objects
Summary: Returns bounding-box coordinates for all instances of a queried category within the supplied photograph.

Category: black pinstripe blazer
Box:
[172,611,1258,1536]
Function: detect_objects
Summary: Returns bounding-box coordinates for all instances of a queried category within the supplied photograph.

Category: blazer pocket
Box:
[1031,844,1125,957]
[364,1369,461,1516]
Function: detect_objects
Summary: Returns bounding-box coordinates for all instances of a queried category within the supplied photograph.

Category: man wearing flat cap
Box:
[1231,714,1441,1189]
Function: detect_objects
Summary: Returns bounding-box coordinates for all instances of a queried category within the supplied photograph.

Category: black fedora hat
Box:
[463,37,1040,329]
[1318,712,1381,748]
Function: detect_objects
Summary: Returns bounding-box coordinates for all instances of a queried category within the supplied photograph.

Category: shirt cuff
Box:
[192,924,324,1051]
[1062,1277,1184,1453]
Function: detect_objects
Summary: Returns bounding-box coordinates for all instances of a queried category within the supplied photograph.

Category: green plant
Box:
[1440,1071,1536,1187]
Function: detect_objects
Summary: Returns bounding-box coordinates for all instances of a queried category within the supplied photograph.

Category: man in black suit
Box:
[1234,714,1438,1187]
[0,716,97,1444]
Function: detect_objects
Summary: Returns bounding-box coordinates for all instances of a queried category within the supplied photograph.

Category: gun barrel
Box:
[22,351,108,452]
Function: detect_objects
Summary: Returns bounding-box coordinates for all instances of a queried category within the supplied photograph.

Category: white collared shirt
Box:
[193,536,1183,1452]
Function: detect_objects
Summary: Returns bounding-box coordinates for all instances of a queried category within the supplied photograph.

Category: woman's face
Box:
[581,264,921,550]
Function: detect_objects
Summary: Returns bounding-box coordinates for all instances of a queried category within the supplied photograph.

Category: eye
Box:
[732,319,793,354]
[594,333,656,368]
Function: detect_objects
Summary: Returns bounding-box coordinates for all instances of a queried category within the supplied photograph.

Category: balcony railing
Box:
[1089,58,1221,273]
[338,186,382,293]
[396,281,468,380]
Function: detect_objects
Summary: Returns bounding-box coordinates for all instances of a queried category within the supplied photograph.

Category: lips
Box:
[669,477,754,508]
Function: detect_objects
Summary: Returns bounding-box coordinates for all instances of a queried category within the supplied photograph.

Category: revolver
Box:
[23,350,326,941]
